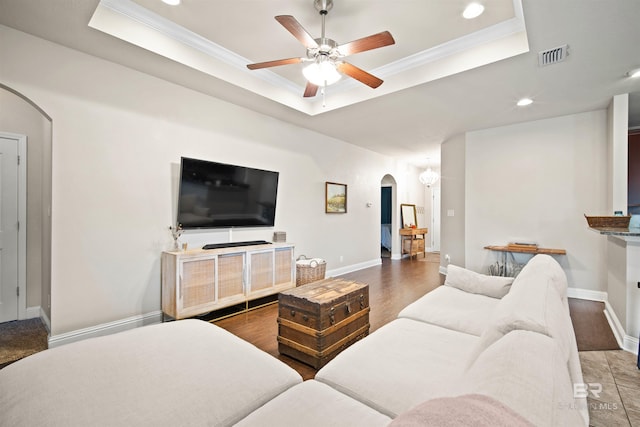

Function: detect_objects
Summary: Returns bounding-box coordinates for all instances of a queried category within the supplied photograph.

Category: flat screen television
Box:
[177,157,279,229]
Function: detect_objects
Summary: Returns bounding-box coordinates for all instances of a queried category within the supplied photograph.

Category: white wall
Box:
[403,165,430,229]
[605,94,639,350]
[420,168,440,250]
[440,134,466,268]
[607,94,629,214]
[606,237,628,334]
[625,242,640,341]
[0,86,52,321]
[464,111,608,292]
[0,25,421,336]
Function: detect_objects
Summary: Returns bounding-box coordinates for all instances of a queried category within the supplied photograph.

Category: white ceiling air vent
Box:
[538,44,569,67]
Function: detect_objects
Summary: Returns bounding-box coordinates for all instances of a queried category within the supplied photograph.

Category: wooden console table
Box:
[484,245,566,255]
[400,228,428,260]
[484,245,566,276]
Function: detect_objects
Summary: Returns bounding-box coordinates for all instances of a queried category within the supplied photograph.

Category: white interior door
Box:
[431,188,441,252]
[0,136,20,323]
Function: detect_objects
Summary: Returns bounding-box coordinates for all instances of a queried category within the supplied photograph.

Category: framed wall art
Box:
[325,182,347,213]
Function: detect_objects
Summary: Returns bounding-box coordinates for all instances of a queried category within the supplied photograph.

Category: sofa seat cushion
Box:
[444,264,514,298]
[235,380,391,427]
[389,394,533,427]
[398,286,500,336]
[462,330,587,426]
[0,320,302,427]
[315,318,478,418]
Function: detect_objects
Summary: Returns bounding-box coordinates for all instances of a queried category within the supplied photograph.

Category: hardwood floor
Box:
[569,298,620,351]
[214,254,443,380]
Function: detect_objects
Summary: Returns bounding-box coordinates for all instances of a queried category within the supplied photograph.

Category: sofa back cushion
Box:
[511,254,568,301]
[462,330,586,426]
[465,273,574,368]
[445,264,514,298]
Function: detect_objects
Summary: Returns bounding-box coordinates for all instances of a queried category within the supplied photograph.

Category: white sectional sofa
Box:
[0,254,587,426]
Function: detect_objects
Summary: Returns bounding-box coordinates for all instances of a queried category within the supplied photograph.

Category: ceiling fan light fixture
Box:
[247,1,394,97]
[161,0,181,5]
[303,58,341,86]
[463,3,485,19]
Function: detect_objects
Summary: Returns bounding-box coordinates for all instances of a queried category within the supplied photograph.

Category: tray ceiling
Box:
[89,0,528,115]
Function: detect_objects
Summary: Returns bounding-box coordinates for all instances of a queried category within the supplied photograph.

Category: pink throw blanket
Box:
[389,394,533,427]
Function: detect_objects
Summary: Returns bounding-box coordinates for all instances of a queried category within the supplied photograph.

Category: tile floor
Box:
[580,350,640,426]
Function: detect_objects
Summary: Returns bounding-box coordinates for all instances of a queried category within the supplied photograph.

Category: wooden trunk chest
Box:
[277,278,370,369]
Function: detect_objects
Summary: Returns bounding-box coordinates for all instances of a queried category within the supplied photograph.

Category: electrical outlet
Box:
[445,254,451,264]
[340,255,344,263]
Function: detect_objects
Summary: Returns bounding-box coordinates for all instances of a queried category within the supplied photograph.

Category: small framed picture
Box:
[325,182,347,213]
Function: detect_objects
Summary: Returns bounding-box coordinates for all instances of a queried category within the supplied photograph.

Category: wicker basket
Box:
[584,214,631,228]
[295,255,326,286]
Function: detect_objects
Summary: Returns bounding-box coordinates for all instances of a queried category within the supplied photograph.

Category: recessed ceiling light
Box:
[627,68,640,78]
[517,98,533,107]
[162,0,181,5]
[463,3,485,19]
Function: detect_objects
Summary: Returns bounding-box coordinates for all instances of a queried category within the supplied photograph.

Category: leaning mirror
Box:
[400,204,417,228]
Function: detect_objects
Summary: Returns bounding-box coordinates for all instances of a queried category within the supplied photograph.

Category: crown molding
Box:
[92,0,527,114]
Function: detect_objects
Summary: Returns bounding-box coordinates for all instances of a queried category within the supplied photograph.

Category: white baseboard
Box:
[603,300,625,349]
[328,258,382,278]
[567,287,608,302]
[40,308,51,334]
[623,335,639,355]
[24,306,41,319]
[603,301,639,355]
[439,265,448,275]
[48,311,163,348]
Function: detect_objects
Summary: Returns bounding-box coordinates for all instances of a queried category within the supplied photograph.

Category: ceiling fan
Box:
[246,0,395,98]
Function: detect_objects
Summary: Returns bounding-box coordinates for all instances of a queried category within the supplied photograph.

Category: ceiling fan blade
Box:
[303,82,319,98]
[246,57,303,70]
[336,62,384,89]
[275,15,319,49]
[337,31,395,56]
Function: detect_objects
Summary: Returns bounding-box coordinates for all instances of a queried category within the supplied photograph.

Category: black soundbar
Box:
[202,240,271,250]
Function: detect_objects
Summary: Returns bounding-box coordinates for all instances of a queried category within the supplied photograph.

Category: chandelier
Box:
[419,163,439,188]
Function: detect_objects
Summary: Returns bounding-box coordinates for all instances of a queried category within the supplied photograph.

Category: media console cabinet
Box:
[161,243,295,320]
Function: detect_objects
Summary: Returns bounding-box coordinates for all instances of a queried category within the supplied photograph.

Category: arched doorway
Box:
[0,84,53,329]
[380,174,397,259]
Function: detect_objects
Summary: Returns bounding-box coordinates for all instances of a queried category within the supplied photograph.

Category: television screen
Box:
[177,157,279,229]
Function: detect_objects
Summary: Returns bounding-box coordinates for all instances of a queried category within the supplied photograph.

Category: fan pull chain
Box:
[321,85,326,108]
